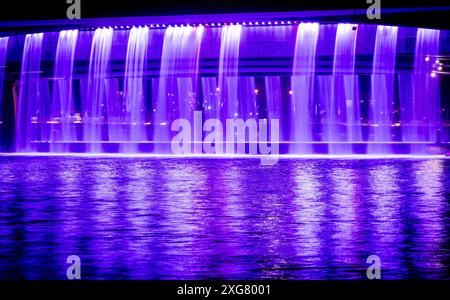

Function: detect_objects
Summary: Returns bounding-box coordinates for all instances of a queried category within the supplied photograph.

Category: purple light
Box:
[0,18,444,157]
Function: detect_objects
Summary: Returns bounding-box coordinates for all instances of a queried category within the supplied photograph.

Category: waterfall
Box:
[154,26,204,153]
[291,22,319,154]
[17,33,44,152]
[327,24,360,153]
[409,29,440,144]
[0,37,8,144]
[50,30,78,152]
[0,22,445,155]
[369,25,398,153]
[218,25,242,121]
[123,26,150,152]
[84,28,113,152]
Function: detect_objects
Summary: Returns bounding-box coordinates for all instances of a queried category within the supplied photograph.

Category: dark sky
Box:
[0,0,448,31]
[0,0,449,23]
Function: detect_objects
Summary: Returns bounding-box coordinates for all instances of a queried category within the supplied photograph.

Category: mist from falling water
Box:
[0,37,8,131]
[17,33,44,152]
[369,25,398,154]
[84,28,113,152]
[50,30,78,152]
[122,26,150,153]
[291,23,319,154]
[327,24,360,154]
[153,26,204,153]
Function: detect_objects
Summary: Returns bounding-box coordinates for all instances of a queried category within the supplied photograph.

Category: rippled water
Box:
[0,156,449,279]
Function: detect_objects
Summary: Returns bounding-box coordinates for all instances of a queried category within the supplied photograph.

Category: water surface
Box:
[0,156,449,279]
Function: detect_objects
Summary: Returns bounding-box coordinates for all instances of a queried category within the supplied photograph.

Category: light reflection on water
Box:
[0,157,448,279]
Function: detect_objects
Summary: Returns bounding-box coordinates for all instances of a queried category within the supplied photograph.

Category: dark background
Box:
[0,0,450,30]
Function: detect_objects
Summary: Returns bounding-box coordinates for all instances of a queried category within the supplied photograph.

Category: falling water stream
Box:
[0,37,8,131]
[369,25,398,153]
[291,23,319,154]
[50,30,78,152]
[218,25,242,121]
[84,28,113,152]
[0,23,445,155]
[16,33,44,152]
[327,24,360,154]
[123,26,150,153]
[411,29,441,142]
[154,26,204,153]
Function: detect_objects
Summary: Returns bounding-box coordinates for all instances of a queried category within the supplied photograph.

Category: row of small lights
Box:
[426,56,448,78]
[82,20,300,31]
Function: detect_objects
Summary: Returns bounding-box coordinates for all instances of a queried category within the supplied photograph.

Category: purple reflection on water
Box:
[0,157,449,279]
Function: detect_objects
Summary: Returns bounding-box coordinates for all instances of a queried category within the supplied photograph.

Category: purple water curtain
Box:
[368,25,398,154]
[291,22,319,154]
[0,37,8,134]
[122,26,150,153]
[17,33,44,152]
[327,24,360,154]
[0,22,445,155]
[50,30,78,152]
[84,28,113,152]
[153,26,204,153]
[411,29,441,142]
